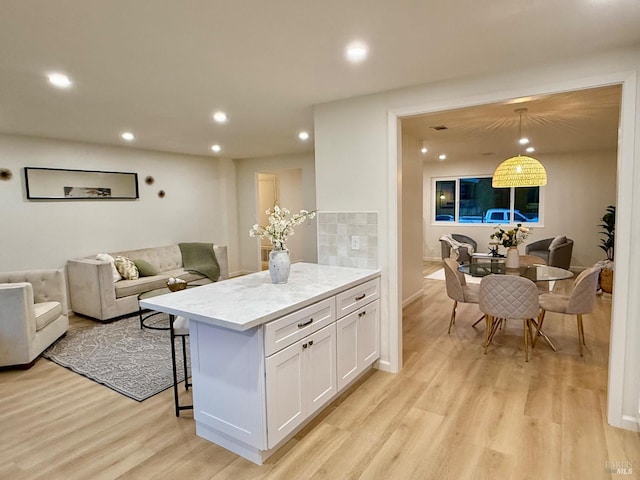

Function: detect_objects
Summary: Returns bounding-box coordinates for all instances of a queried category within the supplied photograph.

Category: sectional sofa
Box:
[67,244,228,321]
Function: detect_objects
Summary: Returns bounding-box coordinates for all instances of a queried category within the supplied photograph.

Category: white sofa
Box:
[0,269,69,368]
[67,244,228,322]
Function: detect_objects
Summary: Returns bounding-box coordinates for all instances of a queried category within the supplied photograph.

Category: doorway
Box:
[255,168,307,268]
[390,74,637,430]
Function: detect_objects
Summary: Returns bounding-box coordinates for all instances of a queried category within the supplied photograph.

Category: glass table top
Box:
[459,262,574,282]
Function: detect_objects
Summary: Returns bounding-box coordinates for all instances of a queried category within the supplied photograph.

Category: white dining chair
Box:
[535,266,601,356]
[479,274,540,362]
[443,258,483,334]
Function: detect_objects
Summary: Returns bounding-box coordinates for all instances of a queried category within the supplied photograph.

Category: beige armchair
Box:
[0,269,69,368]
[440,234,477,264]
[525,236,574,270]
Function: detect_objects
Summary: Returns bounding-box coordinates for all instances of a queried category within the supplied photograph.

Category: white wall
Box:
[234,153,316,273]
[314,45,640,430]
[401,133,424,306]
[422,149,617,267]
[0,134,234,271]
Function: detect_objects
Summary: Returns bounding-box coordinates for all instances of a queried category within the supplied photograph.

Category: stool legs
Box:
[170,314,193,417]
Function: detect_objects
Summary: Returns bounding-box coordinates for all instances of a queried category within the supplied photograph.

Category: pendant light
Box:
[492,108,547,188]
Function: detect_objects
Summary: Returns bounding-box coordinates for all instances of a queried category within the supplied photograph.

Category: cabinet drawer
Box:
[336,277,380,319]
[264,297,336,356]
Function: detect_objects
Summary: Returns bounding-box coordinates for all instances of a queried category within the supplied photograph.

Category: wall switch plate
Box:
[351,235,360,250]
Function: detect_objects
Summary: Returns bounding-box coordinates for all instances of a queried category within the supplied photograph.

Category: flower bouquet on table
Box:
[490,223,531,269]
[489,223,531,248]
[249,204,317,251]
[249,204,317,283]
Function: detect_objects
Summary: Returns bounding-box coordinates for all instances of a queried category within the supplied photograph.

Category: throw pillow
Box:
[114,256,139,280]
[133,259,157,277]
[549,236,567,250]
[96,253,122,282]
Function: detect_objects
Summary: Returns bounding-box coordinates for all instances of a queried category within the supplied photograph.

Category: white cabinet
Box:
[336,299,380,391]
[265,323,336,448]
[182,268,380,465]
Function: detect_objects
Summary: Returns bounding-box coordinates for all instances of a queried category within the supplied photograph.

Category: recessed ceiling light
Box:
[519,137,530,145]
[210,144,222,153]
[121,132,135,141]
[439,154,447,161]
[212,111,228,123]
[47,72,72,89]
[526,146,535,153]
[421,147,428,154]
[298,131,310,141]
[345,42,368,63]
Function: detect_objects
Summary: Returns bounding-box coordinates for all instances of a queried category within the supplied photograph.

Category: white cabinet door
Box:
[336,299,380,392]
[336,313,358,391]
[306,323,337,415]
[265,341,304,448]
[266,323,337,448]
[358,299,380,368]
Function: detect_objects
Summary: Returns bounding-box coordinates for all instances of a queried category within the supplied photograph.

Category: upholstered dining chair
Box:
[534,266,601,356]
[479,274,540,362]
[442,258,483,334]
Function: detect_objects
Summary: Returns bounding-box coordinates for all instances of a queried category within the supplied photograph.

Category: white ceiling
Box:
[402,85,622,162]
[1,1,639,159]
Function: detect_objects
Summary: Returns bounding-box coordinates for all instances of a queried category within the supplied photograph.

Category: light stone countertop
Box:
[139,262,381,331]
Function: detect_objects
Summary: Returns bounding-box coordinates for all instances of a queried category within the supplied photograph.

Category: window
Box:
[433,177,541,224]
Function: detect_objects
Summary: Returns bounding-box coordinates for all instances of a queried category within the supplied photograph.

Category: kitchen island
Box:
[140,262,381,464]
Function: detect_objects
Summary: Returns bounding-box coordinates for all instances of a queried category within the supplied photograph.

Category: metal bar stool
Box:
[169,314,193,417]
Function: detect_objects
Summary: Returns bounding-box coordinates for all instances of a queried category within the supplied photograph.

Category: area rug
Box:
[43,315,188,402]
[425,268,482,284]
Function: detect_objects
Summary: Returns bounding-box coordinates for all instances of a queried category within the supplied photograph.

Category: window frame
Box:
[431,175,544,226]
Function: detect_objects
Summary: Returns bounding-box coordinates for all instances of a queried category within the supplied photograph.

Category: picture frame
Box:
[24,167,139,200]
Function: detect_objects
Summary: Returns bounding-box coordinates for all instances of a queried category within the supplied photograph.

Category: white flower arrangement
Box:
[489,223,531,248]
[249,204,317,251]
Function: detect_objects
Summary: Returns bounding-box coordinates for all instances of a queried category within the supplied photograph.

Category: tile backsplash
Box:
[317,212,378,269]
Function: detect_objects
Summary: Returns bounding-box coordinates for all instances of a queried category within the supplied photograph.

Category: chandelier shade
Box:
[492,155,547,187]
[492,107,547,187]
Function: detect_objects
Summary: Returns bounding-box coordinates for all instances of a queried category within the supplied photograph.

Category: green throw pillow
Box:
[133,259,157,277]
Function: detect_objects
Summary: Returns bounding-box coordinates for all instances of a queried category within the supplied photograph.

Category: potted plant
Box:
[596,205,615,293]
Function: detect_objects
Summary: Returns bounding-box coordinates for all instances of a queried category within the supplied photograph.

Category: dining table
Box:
[459,255,574,282]
[458,255,574,351]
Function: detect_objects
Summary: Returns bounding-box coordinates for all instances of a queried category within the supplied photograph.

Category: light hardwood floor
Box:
[1,261,638,479]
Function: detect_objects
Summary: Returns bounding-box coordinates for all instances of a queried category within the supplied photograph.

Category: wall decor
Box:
[24,167,139,200]
[145,175,154,185]
[0,168,12,181]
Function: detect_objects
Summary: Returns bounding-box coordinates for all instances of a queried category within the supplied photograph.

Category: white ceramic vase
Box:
[269,249,291,284]
[506,246,520,269]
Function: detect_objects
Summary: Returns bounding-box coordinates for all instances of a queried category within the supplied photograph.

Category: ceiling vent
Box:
[430,125,448,131]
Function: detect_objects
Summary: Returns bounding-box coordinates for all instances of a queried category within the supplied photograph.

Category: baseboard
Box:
[620,415,640,432]
[375,359,394,373]
[230,269,252,277]
[402,289,423,308]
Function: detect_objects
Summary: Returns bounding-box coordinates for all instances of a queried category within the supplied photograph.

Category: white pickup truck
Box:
[459,208,537,223]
